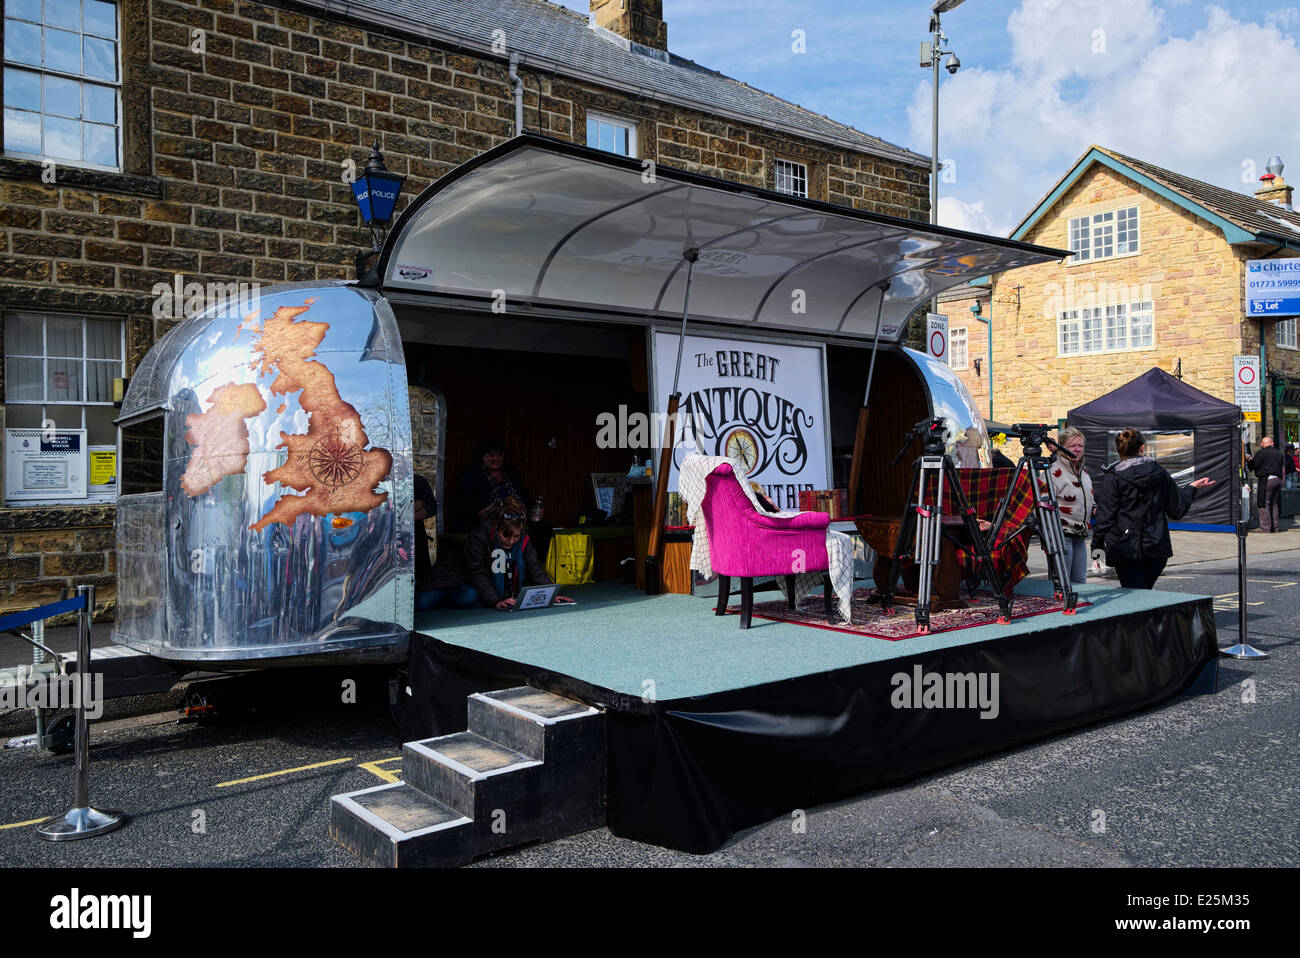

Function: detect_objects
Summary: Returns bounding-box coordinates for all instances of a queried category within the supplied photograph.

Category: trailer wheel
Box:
[45,714,74,754]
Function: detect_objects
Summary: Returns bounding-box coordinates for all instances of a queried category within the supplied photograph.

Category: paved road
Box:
[1,549,1294,869]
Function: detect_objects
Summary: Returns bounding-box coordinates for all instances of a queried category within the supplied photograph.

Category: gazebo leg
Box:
[715,575,730,615]
[740,578,754,629]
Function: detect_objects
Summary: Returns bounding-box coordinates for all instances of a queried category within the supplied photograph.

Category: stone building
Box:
[977,146,1300,442]
[0,0,930,618]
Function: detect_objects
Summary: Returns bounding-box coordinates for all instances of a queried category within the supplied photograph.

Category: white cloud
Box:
[938,196,1001,235]
[916,3,1300,235]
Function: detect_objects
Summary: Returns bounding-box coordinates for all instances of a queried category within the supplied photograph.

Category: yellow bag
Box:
[545,533,595,586]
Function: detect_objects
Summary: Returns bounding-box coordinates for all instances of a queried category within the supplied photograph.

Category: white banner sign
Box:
[5,429,87,501]
[1234,355,1261,412]
[653,332,829,508]
[927,313,949,364]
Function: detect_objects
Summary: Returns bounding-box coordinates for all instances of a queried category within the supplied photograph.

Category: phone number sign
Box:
[1246,259,1300,316]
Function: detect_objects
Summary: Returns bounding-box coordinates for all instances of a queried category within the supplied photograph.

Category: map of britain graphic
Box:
[179,298,393,530]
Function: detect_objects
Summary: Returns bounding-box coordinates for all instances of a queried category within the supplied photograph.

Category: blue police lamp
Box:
[352,142,406,278]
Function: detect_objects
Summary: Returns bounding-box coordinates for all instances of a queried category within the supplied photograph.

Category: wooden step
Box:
[467,686,602,761]
[329,782,471,868]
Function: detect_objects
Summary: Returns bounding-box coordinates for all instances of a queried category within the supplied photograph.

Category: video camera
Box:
[1004,422,1075,461]
[893,416,951,464]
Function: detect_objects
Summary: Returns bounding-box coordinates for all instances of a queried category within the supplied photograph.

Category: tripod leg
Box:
[914,460,942,633]
[1028,459,1078,613]
[945,461,1013,623]
[880,460,922,614]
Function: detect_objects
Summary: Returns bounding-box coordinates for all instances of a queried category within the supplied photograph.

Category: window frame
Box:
[1278,317,1298,350]
[773,157,809,198]
[1068,204,1141,265]
[584,110,637,158]
[949,325,968,370]
[2,0,124,172]
[3,310,126,505]
[1057,299,1155,357]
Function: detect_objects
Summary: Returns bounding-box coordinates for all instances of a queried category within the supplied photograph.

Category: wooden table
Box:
[854,515,968,611]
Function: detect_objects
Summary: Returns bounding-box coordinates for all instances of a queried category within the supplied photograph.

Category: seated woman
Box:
[465,497,572,610]
[454,438,552,562]
[414,474,478,611]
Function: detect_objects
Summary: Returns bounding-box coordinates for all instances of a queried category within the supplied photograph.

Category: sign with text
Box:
[1234,355,1261,412]
[926,313,949,364]
[1246,259,1300,316]
[5,429,87,501]
[652,332,829,509]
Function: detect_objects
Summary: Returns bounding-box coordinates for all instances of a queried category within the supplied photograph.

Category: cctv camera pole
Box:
[1222,427,1269,659]
[924,0,964,314]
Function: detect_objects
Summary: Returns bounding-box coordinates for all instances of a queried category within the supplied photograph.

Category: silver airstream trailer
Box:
[113,283,413,666]
[109,135,1062,669]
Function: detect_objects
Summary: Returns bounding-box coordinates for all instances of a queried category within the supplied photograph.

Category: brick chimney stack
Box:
[590,0,668,51]
[1256,155,1294,208]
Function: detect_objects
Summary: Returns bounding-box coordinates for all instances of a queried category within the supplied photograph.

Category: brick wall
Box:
[0,0,929,620]
[988,165,1300,426]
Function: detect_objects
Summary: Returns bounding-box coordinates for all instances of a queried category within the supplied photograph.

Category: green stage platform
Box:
[413,579,1209,700]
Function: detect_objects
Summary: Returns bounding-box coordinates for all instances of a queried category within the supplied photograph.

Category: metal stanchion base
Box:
[36,806,124,841]
[1219,643,1270,660]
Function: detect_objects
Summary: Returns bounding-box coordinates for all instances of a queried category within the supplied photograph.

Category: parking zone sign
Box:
[1235,356,1261,421]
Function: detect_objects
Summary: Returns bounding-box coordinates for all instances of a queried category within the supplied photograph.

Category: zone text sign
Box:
[1246,259,1300,317]
[926,313,949,364]
[1234,356,1260,413]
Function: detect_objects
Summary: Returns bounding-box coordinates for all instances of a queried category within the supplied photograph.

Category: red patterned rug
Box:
[729,588,1088,640]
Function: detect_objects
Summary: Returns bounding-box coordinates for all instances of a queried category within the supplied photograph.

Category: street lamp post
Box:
[922,0,966,318]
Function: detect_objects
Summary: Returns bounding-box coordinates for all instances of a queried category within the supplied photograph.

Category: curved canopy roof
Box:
[377,135,1067,345]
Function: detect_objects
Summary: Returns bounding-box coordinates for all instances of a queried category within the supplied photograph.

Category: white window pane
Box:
[4,107,41,153]
[5,314,45,355]
[615,126,627,155]
[86,360,115,401]
[45,74,80,118]
[46,316,82,356]
[4,67,42,110]
[85,318,120,358]
[598,122,614,153]
[47,359,81,401]
[85,404,118,446]
[4,358,44,401]
[4,20,43,66]
[82,35,116,81]
[84,121,115,165]
[84,0,117,40]
[8,0,44,21]
[47,0,81,27]
[83,82,114,123]
[45,27,82,73]
[3,404,44,428]
[43,113,80,160]
[585,116,598,148]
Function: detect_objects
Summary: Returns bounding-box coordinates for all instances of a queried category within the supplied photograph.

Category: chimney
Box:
[1256,155,1294,208]
[590,0,668,51]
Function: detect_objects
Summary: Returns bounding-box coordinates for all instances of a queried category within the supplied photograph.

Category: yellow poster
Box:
[1245,411,1262,422]
[90,450,116,486]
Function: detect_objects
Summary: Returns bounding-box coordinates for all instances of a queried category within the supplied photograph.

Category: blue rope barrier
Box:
[0,596,87,635]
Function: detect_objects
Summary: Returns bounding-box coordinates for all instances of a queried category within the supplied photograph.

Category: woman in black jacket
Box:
[1093,428,1215,589]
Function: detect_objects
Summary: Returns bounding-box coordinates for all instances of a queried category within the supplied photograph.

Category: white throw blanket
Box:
[678,454,854,621]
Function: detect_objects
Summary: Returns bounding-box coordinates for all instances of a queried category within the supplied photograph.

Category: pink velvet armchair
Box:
[700,463,835,629]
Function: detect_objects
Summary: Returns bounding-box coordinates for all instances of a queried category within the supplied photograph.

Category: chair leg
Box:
[784,574,796,609]
[715,575,730,615]
[740,577,754,630]
[823,574,834,623]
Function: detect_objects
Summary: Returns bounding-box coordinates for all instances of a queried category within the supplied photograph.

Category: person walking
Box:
[1050,427,1094,584]
[1246,436,1286,532]
[1093,428,1215,589]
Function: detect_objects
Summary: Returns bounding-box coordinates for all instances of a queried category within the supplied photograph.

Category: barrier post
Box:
[36,585,125,841]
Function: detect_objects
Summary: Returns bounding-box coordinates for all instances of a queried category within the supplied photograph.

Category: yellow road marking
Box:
[0,817,47,830]
[216,757,353,788]
[358,756,402,783]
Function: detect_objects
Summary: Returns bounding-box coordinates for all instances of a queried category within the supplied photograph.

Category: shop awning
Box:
[376,134,1067,344]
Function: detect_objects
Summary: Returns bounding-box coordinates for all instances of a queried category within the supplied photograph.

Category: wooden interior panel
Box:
[852,350,930,519]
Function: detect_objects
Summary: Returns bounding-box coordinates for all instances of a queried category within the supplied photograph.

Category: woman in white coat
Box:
[1051,427,1095,584]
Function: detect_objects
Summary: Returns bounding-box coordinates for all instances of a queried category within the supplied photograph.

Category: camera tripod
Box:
[985,424,1078,614]
[878,419,1013,633]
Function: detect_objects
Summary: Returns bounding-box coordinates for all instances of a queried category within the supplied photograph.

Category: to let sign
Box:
[1234,356,1260,414]
[1246,259,1300,317]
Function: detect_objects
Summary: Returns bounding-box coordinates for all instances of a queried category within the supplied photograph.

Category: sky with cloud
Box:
[552,0,1300,236]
